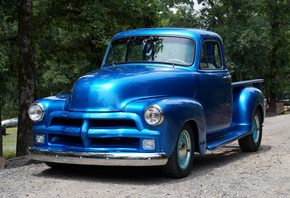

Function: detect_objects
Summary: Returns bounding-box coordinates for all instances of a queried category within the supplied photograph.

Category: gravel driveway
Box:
[1,114,289,198]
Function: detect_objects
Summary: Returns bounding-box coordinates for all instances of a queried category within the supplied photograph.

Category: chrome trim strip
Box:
[29,147,168,166]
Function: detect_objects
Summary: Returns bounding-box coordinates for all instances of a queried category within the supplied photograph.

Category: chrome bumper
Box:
[29,147,168,166]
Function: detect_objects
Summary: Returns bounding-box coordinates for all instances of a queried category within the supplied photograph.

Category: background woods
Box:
[0,0,289,156]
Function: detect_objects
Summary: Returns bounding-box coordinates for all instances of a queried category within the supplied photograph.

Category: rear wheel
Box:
[162,123,194,178]
[238,109,262,152]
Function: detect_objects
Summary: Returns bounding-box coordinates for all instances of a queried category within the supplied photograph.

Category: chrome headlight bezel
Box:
[144,105,164,126]
[28,103,45,122]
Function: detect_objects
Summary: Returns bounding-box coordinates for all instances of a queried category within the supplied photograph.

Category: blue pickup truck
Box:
[29,28,265,178]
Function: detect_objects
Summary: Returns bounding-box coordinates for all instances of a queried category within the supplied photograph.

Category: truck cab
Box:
[29,28,265,178]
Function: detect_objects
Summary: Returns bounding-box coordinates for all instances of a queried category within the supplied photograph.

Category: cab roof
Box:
[112,28,221,43]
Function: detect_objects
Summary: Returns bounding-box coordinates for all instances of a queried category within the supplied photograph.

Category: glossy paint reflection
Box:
[66,65,196,112]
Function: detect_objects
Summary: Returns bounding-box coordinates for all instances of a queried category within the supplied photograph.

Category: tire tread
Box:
[162,123,194,178]
[238,109,262,152]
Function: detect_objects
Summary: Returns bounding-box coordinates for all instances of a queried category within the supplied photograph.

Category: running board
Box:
[206,130,250,150]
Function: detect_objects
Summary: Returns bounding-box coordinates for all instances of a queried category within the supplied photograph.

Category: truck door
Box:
[198,39,232,133]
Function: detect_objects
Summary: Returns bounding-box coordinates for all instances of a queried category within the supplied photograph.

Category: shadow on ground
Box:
[34,144,271,184]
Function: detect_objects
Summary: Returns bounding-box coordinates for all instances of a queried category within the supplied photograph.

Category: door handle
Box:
[223,75,231,79]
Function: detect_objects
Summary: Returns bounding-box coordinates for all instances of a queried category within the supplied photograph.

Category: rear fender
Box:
[232,87,265,131]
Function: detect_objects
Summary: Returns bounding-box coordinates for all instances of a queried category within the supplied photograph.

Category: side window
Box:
[214,43,222,68]
[200,40,223,69]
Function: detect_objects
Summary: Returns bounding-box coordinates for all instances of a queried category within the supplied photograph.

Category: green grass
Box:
[1,127,17,159]
[2,127,17,147]
[2,149,16,159]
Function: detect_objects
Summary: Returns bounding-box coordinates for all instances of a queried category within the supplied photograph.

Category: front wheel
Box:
[162,123,194,178]
[238,109,262,152]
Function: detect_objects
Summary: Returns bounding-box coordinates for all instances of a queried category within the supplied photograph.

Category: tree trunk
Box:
[269,56,278,112]
[269,91,277,113]
[229,0,238,25]
[16,0,35,157]
[268,3,279,113]
[0,105,2,157]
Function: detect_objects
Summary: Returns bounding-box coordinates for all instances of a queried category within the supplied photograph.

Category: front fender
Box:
[125,97,206,157]
[31,95,70,126]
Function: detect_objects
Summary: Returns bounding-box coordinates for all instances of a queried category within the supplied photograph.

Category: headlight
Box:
[144,105,164,126]
[28,103,45,122]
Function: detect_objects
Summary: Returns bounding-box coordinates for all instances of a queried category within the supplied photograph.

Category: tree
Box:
[16,0,35,156]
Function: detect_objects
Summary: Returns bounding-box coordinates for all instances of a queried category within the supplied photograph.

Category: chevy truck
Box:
[29,28,265,178]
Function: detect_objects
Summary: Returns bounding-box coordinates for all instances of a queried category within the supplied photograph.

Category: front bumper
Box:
[29,147,168,166]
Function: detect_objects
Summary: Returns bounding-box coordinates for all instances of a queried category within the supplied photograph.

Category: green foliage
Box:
[0,1,18,119]
[0,0,18,26]
[33,0,167,97]
[1,103,18,120]
[161,5,201,28]
[262,0,290,103]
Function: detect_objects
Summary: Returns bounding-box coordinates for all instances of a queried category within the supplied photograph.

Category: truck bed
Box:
[232,79,264,89]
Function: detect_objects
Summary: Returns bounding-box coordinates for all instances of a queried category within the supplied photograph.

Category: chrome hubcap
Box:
[178,130,191,169]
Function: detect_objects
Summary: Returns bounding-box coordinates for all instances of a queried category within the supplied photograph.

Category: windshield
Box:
[105,36,195,66]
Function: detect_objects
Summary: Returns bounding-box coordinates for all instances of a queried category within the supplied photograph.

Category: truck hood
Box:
[65,65,195,112]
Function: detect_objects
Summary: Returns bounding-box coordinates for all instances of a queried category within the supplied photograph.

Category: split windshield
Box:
[105,36,195,66]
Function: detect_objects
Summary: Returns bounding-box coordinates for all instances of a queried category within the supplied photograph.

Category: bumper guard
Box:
[29,147,168,166]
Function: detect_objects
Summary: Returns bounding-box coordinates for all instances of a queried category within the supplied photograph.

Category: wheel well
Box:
[186,120,200,153]
[256,104,264,123]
